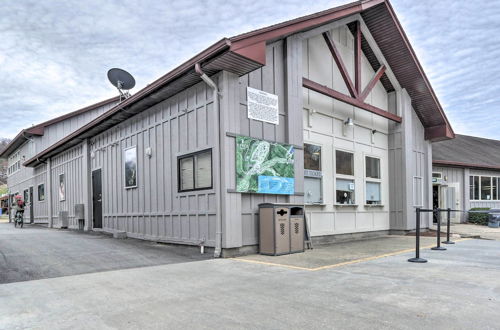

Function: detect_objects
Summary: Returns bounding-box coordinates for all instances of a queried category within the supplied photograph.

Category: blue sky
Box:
[0,0,499,139]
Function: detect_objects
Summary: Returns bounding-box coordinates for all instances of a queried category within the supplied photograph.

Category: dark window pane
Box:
[336,150,353,176]
[304,144,321,171]
[366,157,380,179]
[493,178,498,200]
[469,176,474,200]
[473,176,479,200]
[38,184,45,201]
[481,176,491,200]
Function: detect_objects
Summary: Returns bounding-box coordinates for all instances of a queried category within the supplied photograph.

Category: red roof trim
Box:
[383,0,454,139]
[229,0,384,48]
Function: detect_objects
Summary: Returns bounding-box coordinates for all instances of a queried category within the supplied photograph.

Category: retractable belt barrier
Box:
[408,208,490,263]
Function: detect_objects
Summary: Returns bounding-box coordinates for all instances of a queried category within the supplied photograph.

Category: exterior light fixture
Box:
[145,147,153,158]
[343,117,354,136]
[344,117,354,126]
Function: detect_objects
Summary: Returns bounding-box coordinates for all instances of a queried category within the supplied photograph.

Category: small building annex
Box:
[0,97,119,223]
[432,134,500,223]
[5,0,454,256]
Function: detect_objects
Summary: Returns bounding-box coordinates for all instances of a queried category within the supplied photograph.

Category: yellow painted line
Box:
[233,238,473,272]
[231,257,313,271]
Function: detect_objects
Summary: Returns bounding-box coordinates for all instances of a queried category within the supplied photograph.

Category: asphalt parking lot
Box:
[1,223,499,329]
[0,222,210,284]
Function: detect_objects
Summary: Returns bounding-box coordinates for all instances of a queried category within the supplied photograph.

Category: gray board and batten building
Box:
[432,134,500,223]
[2,0,456,256]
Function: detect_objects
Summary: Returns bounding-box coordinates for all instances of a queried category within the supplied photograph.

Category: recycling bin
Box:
[259,203,305,256]
[488,209,500,228]
[290,207,305,253]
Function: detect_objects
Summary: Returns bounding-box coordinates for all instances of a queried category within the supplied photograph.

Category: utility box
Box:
[488,209,500,228]
[75,204,85,230]
[259,203,305,256]
[59,211,69,229]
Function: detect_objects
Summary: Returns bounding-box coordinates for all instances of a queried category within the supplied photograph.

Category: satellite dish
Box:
[107,68,135,101]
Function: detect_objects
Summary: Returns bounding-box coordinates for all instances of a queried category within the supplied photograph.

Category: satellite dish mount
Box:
[107,68,136,101]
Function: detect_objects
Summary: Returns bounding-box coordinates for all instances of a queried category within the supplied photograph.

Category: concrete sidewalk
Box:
[1,239,499,329]
[235,235,438,270]
[431,222,500,240]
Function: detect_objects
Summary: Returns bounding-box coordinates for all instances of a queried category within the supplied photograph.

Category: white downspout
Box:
[195,63,222,258]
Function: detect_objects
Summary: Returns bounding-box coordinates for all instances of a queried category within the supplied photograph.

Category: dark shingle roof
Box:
[433,134,500,170]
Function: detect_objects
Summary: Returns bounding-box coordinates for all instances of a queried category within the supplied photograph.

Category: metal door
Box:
[92,169,103,228]
[439,183,461,223]
[443,183,460,223]
[29,187,34,223]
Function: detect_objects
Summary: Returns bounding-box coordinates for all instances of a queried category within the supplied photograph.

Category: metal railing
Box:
[408,208,490,263]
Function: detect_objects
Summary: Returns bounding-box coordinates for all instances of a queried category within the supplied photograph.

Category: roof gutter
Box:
[195,63,223,258]
[433,160,500,171]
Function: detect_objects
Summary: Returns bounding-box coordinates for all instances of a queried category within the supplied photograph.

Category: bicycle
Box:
[14,211,24,228]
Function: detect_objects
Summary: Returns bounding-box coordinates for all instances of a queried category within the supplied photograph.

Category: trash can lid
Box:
[258,203,305,207]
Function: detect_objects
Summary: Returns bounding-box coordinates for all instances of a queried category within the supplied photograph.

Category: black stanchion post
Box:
[442,208,455,244]
[431,209,446,251]
[408,207,427,263]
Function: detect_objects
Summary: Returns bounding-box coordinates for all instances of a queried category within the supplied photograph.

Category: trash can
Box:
[290,207,305,253]
[488,209,500,228]
[259,203,305,256]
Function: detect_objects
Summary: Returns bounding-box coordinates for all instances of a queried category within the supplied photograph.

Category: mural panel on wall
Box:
[124,146,137,188]
[236,136,294,195]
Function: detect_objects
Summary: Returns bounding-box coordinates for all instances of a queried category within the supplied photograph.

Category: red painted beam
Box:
[424,124,454,141]
[354,21,362,95]
[322,31,357,98]
[359,65,386,102]
[303,77,402,123]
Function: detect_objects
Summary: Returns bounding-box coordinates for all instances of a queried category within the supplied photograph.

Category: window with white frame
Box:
[335,150,355,204]
[365,156,381,205]
[432,172,443,183]
[304,143,323,204]
[178,149,212,192]
[470,175,500,200]
[38,184,45,201]
[8,150,21,176]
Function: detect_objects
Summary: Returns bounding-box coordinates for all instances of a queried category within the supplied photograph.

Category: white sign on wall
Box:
[247,87,279,125]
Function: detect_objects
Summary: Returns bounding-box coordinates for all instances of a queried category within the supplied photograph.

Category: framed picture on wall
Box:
[59,174,66,201]
[124,146,137,188]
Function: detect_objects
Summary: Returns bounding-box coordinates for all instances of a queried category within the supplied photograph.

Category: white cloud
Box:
[0,0,499,140]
